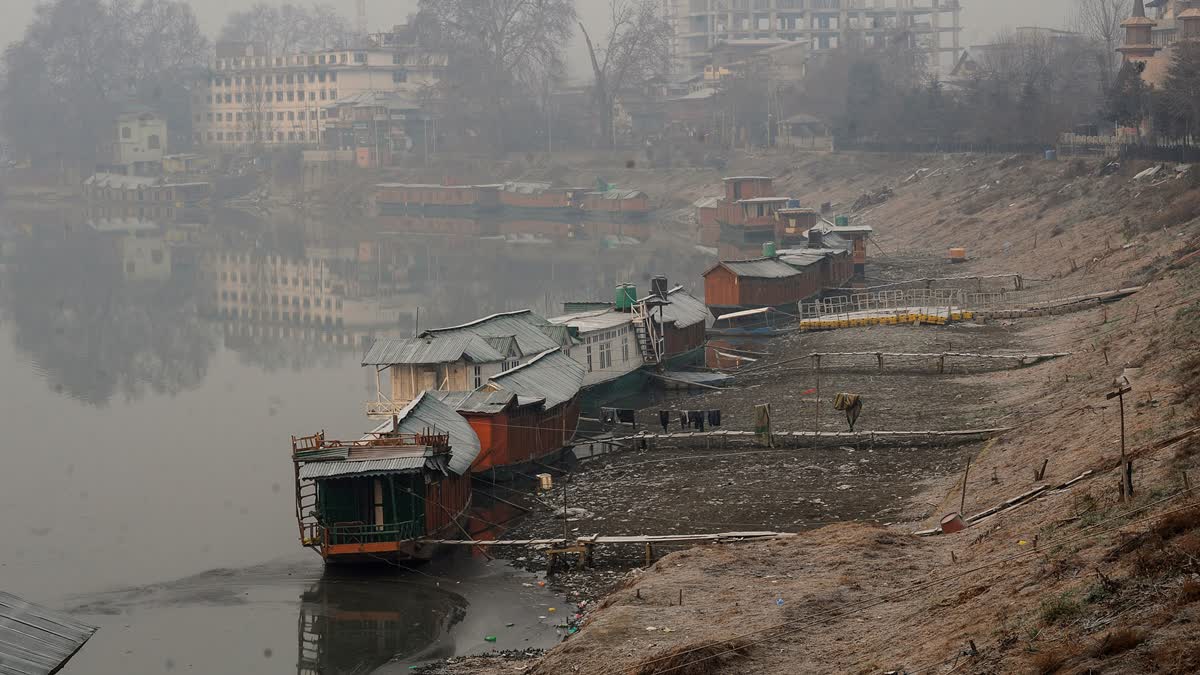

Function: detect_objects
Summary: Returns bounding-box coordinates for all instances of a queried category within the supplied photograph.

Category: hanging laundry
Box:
[680,411,689,429]
[659,410,671,432]
[601,407,615,425]
[707,410,721,427]
[695,411,706,432]
[616,409,636,426]
[833,393,863,431]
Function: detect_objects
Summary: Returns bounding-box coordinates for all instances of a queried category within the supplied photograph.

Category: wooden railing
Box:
[291,430,449,456]
[301,520,423,548]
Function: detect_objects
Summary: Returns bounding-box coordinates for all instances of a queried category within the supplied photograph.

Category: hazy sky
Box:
[1,0,1074,80]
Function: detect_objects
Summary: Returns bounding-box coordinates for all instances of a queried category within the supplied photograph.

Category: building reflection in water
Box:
[0,204,711,403]
[295,572,468,675]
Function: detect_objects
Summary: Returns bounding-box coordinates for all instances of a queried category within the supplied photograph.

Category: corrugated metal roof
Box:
[361,334,504,366]
[501,181,555,194]
[368,392,481,475]
[778,250,828,268]
[657,287,711,329]
[693,196,722,209]
[591,189,646,200]
[704,258,801,279]
[487,349,585,409]
[736,197,791,203]
[298,456,427,479]
[722,176,772,181]
[0,592,96,675]
[548,308,633,333]
[430,389,516,414]
[483,335,521,358]
[423,310,568,356]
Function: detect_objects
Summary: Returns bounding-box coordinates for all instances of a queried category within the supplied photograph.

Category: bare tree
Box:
[415,0,576,152]
[579,0,672,147]
[1073,0,1131,89]
[219,3,352,54]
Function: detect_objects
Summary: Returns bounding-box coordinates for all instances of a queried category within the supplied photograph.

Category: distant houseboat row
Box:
[375,181,652,221]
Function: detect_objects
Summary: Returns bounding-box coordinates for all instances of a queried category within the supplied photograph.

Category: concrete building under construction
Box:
[666,0,963,75]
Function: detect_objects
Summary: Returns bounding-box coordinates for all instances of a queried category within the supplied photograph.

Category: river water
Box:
[0,205,711,673]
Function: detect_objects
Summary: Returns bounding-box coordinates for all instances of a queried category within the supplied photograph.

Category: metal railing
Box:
[301,520,423,547]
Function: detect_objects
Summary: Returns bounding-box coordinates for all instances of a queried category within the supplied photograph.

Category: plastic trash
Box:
[567,626,578,634]
[505,623,515,627]
[548,607,556,613]
[484,635,497,643]
[776,597,785,606]
[537,580,546,587]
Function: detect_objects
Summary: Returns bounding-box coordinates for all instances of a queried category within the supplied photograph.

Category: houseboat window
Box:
[473,366,482,389]
[599,342,612,369]
[586,346,593,372]
[504,359,518,371]
[622,338,630,363]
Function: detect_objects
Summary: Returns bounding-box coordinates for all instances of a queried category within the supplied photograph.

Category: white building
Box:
[106,108,167,175]
[192,42,444,149]
[666,0,963,76]
[548,309,642,390]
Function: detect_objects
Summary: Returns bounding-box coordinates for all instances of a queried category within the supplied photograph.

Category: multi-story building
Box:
[192,42,443,149]
[666,0,962,76]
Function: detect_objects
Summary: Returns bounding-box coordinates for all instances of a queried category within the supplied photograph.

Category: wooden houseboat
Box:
[83,173,211,207]
[579,189,651,221]
[430,349,584,475]
[374,183,501,216]
[550,278,710,402]
[290,393,480,564]
[702,257,808,316]
[497,182,581,216]
[360,311,584,475]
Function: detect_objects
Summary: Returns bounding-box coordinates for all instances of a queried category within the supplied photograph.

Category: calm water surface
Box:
[0,207,709,673]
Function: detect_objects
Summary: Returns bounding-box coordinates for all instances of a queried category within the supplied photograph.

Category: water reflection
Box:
[0,205,711,404]
[0,213,216,406]
[296,572,468,674]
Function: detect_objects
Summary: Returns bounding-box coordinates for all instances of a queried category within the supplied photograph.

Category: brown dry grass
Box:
[1089,628,1144,658]
[1179,579,1200,604]
[1152,640,1200,675]
[1030,646,1079,674]
[628,640,751,675]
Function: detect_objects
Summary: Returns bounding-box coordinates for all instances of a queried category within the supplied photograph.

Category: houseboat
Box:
[374,183,501,216]
[359,310,585,475]
[497,182,581,217]
[83,173,211,207]
[703,226,860,317]
[579,189,652,221]
[290,392,480,564]
[550,277,711,403]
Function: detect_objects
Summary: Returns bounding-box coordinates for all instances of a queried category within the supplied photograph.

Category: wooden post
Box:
[1183,471,1191,492]
[877,352,883,373]
[1035,458,1048,482]
[678,589,683,606]
[563,471,570,541]
[1107,385,1133,501]
[938,354,946,374]
[960,457,971,515]
[644,543,653,567]
[814,355,821,432]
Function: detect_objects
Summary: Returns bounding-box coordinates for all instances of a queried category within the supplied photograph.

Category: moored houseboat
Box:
[290,393,480,564]
[374,183,501,216]
[359,310,584,475]
[497,182,582,217]
[579,189,651,221]
[550,278,711,404]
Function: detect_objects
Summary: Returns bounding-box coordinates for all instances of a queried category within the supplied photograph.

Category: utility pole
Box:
[1107,384,1134,501]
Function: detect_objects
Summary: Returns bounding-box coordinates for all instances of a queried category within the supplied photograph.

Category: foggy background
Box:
[0,0,1073,79]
